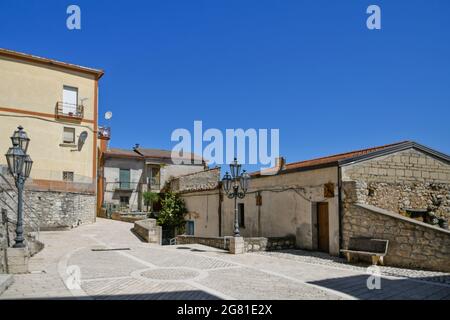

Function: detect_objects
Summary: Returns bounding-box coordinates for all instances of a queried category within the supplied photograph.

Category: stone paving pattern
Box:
[1,218,449,300]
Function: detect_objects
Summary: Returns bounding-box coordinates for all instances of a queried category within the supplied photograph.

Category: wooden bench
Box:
[340,238,389,266]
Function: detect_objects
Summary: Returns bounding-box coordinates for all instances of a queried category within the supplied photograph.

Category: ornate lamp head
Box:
[240,170,250,193]
[5,145,26,178]
[11,126,30,153]
[222,172,232,194]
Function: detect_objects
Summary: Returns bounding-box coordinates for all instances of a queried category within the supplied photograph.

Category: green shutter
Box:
[120,169,130,189]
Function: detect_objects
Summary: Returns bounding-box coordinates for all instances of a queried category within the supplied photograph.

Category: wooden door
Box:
[317,202,329,253]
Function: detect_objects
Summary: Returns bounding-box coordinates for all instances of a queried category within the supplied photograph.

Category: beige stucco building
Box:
[0,48,104,228]
[100,146,206,213]
[174,141,450,269]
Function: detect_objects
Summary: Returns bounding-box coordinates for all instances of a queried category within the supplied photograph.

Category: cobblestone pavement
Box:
[1,218,449,300]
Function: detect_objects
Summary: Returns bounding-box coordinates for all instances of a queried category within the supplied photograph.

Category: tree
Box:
[142,191,159,212]
[157,191,187,233]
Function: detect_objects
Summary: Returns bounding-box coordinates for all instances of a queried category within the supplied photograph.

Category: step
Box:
[0,274,14,295]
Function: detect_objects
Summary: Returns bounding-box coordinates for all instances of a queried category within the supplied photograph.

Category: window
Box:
[119,169,131,189]
[62,86,78,114]
[186,221,195,235]
[120,196,130,206]
[63,127,76,144]
[147,166,161,187]
[63,171,74,182]
[238,203,245,228]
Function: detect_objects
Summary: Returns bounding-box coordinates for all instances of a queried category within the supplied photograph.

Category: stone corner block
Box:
[6,247,30,274]
[229,236,245,254]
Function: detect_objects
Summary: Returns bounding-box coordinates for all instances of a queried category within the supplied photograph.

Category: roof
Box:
[0,48,104,79]
[284,141,408,171]
[254,141,450,176]
[104,147,205,164]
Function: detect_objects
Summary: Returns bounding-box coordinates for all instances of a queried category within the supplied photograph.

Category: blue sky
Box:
[1,0,449,171]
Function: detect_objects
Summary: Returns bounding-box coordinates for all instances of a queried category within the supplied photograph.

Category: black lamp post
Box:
[5,126,33,248]
[222,158,250,237]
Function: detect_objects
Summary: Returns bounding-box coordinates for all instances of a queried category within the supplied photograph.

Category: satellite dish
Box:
[105,111,113,120]
[78,131,88,151]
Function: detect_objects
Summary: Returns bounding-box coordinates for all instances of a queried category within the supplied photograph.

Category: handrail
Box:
[0,171,40,239]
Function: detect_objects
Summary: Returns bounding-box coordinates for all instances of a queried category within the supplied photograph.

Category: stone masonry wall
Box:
[341,202,450,272]
[176,235,296,253]
[0,222,6,273]
[170,168,220,193]
[342,149,450,220]
[176,235,229,250]
[1,187,96,230]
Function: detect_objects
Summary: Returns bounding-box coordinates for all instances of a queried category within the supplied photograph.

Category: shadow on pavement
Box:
[309,275,450,300]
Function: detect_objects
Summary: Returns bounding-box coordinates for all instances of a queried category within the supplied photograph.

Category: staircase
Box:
[1,169,43,273]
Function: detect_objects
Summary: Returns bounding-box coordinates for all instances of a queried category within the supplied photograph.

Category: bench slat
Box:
[340,249,385,256]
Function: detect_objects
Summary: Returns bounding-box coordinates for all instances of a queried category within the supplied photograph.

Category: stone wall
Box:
[0,222,6,273]
[176,235,296,253]
[341,202,450,272]
[244,236,296,252]
[342,149,450,220]
[133,219,162,244]
[1,186,96,230]
[170,167,220,193]
[111,212,147,223]
[176,235,229,250]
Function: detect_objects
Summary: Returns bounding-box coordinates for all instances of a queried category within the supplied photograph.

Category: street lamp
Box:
[222,158,250,237]
[5,126,33,248]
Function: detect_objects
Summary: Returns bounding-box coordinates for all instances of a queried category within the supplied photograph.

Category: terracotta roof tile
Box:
[104,147,204,162]
[283,141,410,171]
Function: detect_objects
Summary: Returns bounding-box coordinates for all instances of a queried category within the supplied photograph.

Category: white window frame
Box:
[63,127,76,144]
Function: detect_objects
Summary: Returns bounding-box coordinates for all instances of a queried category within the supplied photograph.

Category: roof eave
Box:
[338,141,450,167]
[0,48,104,79]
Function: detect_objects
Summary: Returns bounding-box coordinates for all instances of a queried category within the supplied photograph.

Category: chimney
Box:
[259,156,286,176]
[275,157,286,172]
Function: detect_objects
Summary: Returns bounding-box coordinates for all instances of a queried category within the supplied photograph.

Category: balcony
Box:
[114,181,135,191]
[98,126,111,139]
[110,181,161,192]
[55,102,84,121]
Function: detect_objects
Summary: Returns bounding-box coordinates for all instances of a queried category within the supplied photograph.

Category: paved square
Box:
[1,218,449,300]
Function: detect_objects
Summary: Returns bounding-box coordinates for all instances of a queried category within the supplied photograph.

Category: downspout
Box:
[218,183,222,237]
[337,164,343,257]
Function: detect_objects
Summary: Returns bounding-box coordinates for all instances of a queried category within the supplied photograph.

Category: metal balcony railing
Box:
[55,102,84,120]
[98,126,111,139]
[107,181,161,192]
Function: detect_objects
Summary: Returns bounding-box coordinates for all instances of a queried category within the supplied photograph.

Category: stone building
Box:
[172,141,450,271]
[0,48,104,230]
[100,145,206,212]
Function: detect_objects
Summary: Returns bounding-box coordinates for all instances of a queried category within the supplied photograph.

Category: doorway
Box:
[317,202,329,253]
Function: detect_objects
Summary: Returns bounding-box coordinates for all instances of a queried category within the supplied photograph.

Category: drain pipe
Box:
[337,165,343,257]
